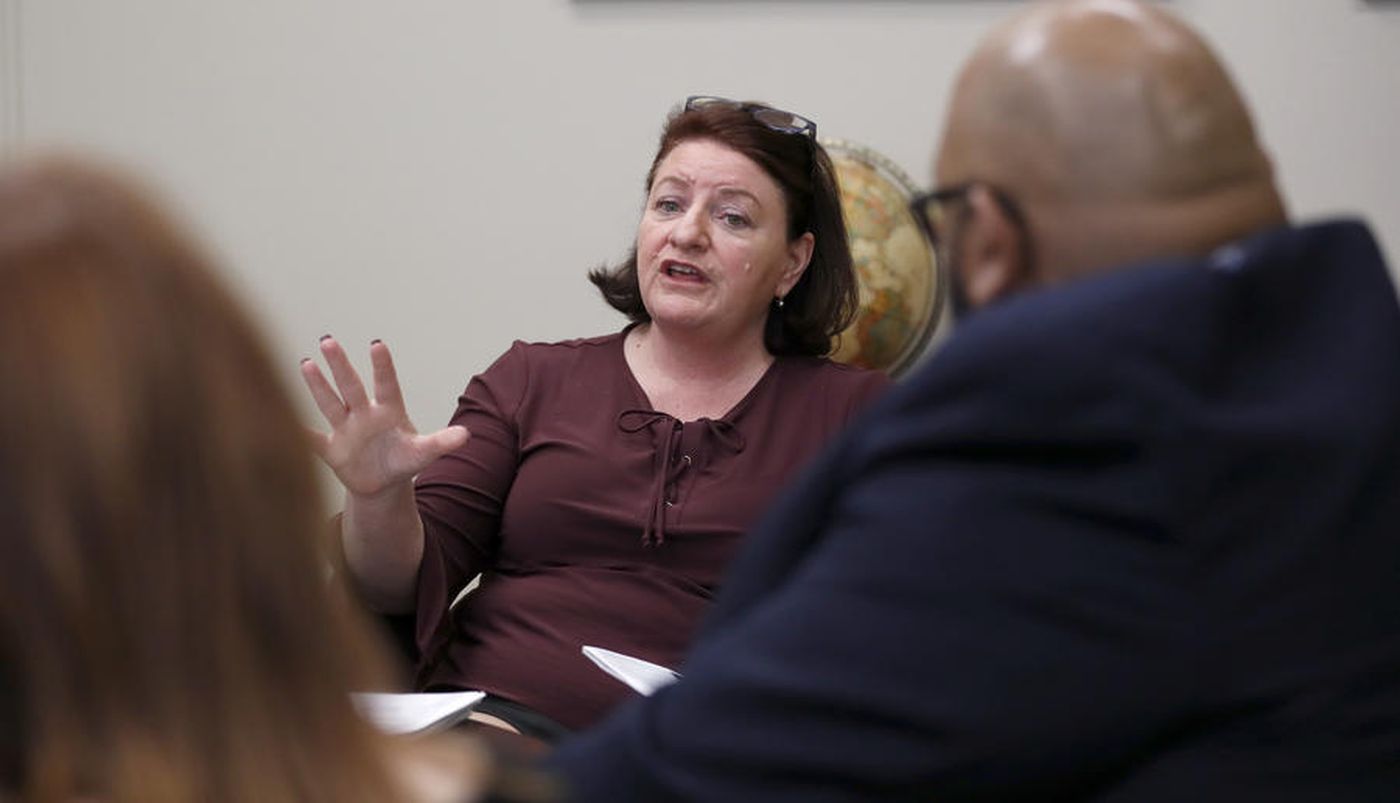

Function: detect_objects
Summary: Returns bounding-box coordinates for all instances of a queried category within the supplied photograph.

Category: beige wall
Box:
[5,0,1399,433]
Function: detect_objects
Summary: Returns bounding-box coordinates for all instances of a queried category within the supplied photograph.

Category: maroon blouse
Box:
[410,330,890,730]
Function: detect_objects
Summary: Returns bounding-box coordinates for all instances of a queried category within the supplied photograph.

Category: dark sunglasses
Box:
[684,95,818,139]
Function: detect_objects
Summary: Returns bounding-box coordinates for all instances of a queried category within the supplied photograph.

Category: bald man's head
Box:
[933,0,1287,301]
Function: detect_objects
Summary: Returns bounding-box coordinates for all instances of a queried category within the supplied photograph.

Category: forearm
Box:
[341,481,425,614]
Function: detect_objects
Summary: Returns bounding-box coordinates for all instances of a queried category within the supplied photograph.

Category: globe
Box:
[824,138,946,376]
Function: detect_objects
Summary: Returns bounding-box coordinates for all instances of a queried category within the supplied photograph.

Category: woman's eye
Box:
[720,211,751,229]
[654,198,682,214]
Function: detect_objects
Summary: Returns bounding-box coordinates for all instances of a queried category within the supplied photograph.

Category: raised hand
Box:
[300,336,468,499]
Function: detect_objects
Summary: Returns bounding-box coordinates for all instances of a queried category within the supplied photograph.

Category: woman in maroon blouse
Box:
[301,97,891,741]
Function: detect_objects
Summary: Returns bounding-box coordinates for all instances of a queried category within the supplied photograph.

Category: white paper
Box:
[351,691,486,735]
[582,645,681,696]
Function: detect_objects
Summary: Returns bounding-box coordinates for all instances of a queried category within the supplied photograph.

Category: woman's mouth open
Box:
[662,261,707,283]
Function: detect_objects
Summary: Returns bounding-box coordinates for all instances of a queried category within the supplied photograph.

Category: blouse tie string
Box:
[616,410,747,546]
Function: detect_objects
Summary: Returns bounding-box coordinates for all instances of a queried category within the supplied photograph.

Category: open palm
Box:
[300,336,467,498]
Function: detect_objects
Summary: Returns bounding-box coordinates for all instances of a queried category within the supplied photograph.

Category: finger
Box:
[299,357,348,426]
[368,339,405,409]
[413,425,470,465]
[319,335,371,410]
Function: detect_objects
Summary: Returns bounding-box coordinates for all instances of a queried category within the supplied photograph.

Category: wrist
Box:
[345,480,417,516]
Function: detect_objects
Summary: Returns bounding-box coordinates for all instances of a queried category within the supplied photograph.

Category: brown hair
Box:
[0,158,415,803]
[589,100,858,356]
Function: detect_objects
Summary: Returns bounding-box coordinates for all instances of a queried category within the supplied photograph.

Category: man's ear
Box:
[778,232,815,297]
[957,185,1032,308]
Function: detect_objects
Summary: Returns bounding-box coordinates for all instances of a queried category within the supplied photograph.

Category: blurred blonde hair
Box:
[0,157,414,803]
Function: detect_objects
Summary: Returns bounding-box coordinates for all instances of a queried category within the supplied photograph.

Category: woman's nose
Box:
[669,208,708,250]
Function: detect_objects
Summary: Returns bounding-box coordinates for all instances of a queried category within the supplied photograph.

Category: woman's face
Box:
[636,138,813,346]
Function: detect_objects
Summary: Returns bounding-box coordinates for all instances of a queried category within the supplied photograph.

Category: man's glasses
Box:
[909,182,1038,288]
[908,182,1030,251]
[684,96,818,139]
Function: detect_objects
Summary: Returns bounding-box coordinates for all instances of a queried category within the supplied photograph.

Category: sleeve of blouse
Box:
[411,342,531,632]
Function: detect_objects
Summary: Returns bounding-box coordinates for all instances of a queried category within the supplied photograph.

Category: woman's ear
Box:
[957,185,1032,309]
[779,232,816,297]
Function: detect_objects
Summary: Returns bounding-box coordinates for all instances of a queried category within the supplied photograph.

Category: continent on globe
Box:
[823,139,946,376]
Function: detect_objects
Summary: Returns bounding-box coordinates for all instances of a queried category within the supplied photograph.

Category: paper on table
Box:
[582,645,681,696]
[351,691,485,735]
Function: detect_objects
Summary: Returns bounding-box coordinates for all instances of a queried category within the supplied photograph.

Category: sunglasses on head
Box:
[683,96,818,140]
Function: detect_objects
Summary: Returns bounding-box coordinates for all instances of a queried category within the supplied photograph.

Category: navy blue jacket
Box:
[549,221,1400,801]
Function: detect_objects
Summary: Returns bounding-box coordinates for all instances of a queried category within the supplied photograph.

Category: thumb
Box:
[415,425,470,462]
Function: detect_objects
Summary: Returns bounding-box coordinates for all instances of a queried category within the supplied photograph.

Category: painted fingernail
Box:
[319,334,332,342]
[370,338,382,345]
